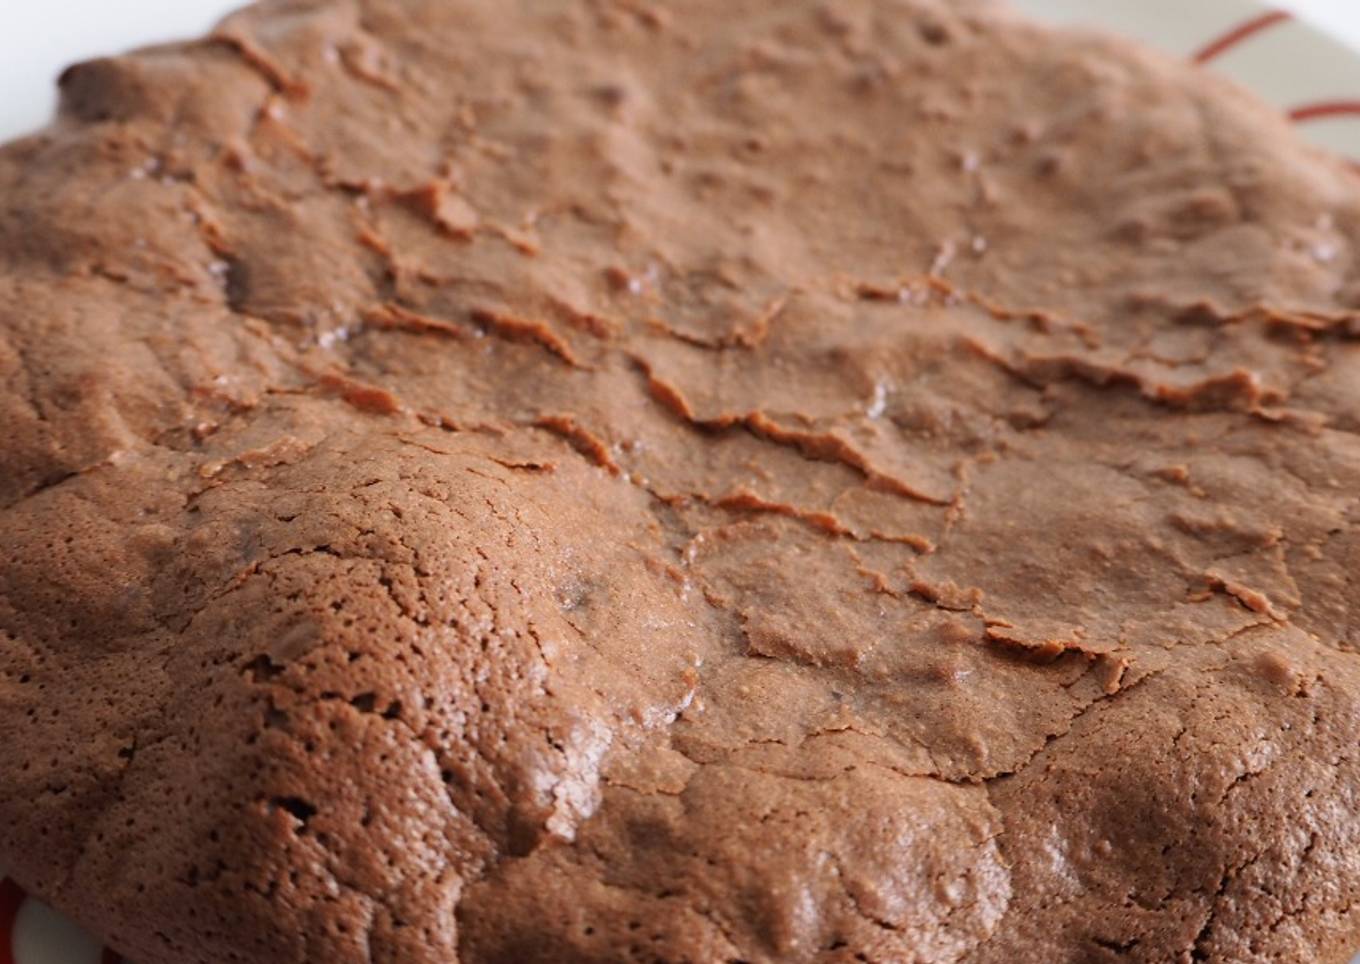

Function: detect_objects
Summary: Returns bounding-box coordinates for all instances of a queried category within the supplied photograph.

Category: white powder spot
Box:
[866,380,889,419]
[1312,241,1338,264]
[930,239,958,276]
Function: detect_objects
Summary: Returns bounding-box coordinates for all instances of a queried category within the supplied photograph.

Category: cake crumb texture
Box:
[3,1,1360,961]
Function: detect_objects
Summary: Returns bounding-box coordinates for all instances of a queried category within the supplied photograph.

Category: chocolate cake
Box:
[3,0,1360,960]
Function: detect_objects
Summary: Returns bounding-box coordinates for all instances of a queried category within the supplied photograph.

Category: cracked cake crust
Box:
[3,0,1360,961]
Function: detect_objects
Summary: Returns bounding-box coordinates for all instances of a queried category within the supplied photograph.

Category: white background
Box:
[0,0,1356,143]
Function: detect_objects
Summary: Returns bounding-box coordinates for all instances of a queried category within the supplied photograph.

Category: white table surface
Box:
[0,1,1357,145]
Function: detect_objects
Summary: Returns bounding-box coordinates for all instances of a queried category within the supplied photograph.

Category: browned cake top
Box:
[4,1,1360,961]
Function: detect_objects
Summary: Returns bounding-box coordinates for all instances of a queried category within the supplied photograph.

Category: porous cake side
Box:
[3,1,1360,961]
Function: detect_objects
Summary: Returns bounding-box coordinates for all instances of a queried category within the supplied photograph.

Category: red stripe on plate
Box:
[1192,9,1291,64]
[1289,100,1360,122]
[0,879,24,964]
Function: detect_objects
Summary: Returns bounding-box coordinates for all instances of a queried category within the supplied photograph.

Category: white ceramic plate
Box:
[1,2,1358,962]
[1011,0,1360,159]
